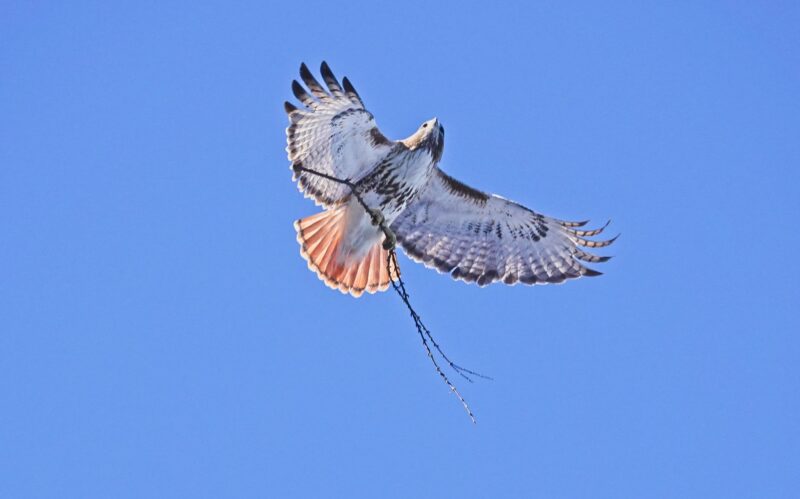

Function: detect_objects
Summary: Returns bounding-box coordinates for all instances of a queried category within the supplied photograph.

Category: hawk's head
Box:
[404,118,445,163]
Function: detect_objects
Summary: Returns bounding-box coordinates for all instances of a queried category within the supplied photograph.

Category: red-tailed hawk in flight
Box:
[285,62,615,297]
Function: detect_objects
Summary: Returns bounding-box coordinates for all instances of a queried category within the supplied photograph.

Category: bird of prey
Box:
[285,62,615,297]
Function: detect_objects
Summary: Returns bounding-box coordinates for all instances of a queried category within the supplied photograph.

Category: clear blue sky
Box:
[2,2,798,497]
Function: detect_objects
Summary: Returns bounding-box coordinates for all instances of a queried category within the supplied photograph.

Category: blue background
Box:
[2,2,798,497]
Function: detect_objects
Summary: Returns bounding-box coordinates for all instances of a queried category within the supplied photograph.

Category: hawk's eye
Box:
[422,123,428,128]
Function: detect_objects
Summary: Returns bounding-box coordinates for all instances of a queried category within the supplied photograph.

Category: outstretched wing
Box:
[284,62,395,207]
[391,169,616,286]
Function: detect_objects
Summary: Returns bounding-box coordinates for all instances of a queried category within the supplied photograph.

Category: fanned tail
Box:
[294,207,400,297]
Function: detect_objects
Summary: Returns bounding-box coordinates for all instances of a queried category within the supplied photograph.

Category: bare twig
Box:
[293,164,489,423]
[386,252,477,423]
[386,252,493,383]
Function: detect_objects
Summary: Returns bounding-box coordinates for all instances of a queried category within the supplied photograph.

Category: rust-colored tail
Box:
[294,207,399,297]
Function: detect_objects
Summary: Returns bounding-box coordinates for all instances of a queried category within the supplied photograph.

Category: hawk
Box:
[285,62,616,297]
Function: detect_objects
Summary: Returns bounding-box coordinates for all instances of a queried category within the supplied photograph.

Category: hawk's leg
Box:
[365,206,396,250]
[366,206,384,226]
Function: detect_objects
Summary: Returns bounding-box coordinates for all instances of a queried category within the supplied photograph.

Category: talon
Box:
[382,230,396,250]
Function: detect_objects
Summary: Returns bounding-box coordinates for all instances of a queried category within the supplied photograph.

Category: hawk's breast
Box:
[358,148,436,224]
